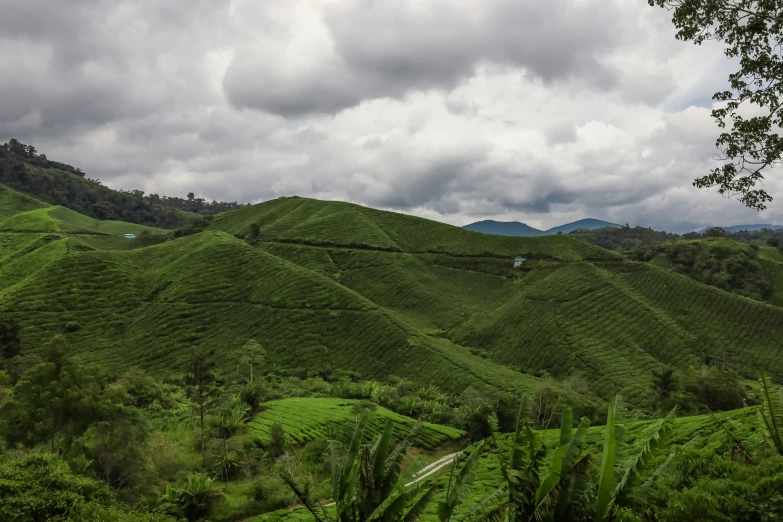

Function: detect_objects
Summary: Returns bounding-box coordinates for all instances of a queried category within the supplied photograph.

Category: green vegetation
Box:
[247,398,463,449]
[628,237,778,304]
[2,187,783,408]
[0,139,245,228]
[283,409,445,522]
[569,226,783,307]
[258,379,783,522]
[2,155,783,519]
[568,225,678,252]
[649,0,783,210]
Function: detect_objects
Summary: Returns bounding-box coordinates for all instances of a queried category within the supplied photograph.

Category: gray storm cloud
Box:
[223,0,631,117]
[0,0,779,232]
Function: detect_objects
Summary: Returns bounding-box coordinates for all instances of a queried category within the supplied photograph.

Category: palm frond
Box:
[385,422,421,486]
[553,453,592,519]
[562,417,591,474]
[509,398,530,472]
[365,482,410,522]
[373,419,397,489]
[329,440,344,502]
[535,407,586,506]
[336,409,370,520]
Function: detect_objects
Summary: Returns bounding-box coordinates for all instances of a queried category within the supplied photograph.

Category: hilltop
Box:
[463,217,620,236]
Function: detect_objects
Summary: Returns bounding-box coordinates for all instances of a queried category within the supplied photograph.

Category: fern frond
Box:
[613,407,677,507]
[633,435,701,505]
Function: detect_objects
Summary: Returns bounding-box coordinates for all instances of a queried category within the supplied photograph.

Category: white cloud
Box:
[0,0,780,233]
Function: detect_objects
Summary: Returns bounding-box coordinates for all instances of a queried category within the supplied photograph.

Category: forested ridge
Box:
[568,225,783,306]
[0,139,246,229]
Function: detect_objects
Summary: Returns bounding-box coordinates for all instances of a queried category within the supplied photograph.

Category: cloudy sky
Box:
[1,0,781,233]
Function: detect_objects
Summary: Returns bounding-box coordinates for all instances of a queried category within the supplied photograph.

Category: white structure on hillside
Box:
[124,234,136,239]
[513,256,526,268]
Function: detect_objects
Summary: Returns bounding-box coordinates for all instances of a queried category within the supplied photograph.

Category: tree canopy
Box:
[649,0,783,210]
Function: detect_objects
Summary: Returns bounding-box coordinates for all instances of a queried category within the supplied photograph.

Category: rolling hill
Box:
[463,218,620,236]
[3,187,783,409]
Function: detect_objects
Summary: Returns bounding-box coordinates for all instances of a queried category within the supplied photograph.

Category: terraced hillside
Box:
[3,188,783,407]
[248,398,463,448]
[0,186,554,397]
[207,197,783,406]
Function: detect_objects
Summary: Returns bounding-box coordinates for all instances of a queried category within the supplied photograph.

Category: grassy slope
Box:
[433,407,763,521]
[0,183,47,219]
[248,398,464,449]
[3,191,783,406]
[0,160,201,228]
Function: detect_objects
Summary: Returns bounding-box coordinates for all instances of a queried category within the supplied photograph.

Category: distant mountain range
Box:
[464,218,621,237]
[697,224,783,233]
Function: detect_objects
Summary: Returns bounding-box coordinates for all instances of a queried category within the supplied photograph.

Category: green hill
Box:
[3,188,783,409]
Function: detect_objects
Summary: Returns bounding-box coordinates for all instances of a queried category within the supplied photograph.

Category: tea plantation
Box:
[2,185,783,407]
[247,398,463,448]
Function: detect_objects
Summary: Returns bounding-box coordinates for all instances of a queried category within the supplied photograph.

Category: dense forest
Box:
[568,226,783,305]
[569,224,783,253]
[0,139,246,228]
[627,239,775,303]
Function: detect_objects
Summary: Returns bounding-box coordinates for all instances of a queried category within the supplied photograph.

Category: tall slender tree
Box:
[185,349,217,463]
